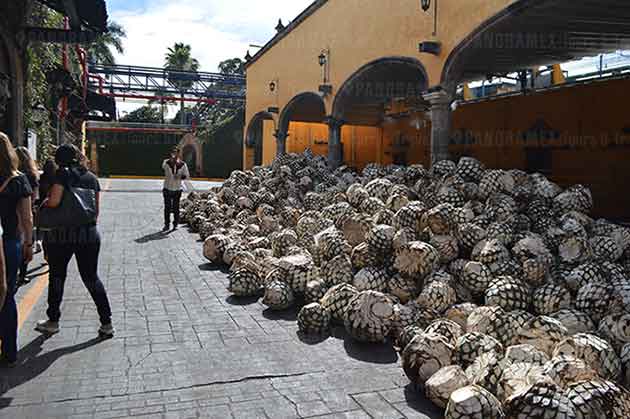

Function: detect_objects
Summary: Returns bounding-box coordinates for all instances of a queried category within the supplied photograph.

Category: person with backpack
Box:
[35,144,113,338]
[0,132,34,367]
[162,147,190,231]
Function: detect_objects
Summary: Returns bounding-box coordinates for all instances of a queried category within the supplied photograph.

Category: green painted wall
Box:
[200,112,244,178]
[86,113,244,178]
[90,130,182,177]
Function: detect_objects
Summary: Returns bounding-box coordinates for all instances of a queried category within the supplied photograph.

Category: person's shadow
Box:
[134,230,171,244]
[0,335,103,408]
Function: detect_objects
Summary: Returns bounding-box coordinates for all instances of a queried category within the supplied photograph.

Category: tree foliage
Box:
[194,57,245,138]
[164,43,200,91]
[23,4,126,161]
[85,22,126,65]
[119,106,162,123]
[218,58,244,76]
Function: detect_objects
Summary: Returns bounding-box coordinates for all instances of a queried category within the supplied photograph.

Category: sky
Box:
[108,0,314,116]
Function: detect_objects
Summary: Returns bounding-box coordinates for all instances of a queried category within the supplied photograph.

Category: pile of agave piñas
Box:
[182,150,630,418]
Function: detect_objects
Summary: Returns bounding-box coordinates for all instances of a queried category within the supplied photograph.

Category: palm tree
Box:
[86,22,126,65]
[164,43,199,124]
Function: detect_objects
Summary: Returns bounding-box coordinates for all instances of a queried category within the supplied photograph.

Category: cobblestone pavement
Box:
[0,179,442,419]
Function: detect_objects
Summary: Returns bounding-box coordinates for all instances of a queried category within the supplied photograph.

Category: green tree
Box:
[23,4,127,160]
[120,106,162,123]
[193,57,244,130]
[218,58,244,76]
[164,43,199,124]
[86,22,126,65]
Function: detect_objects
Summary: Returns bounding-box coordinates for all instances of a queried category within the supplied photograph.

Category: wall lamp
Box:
[318,49,330,84]
[318,51,327,67]
[269,79,278,92]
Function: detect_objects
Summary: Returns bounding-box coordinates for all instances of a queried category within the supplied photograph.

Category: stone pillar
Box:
[326,117,344,169]
[274,130,287,157]
[423,89,453,165]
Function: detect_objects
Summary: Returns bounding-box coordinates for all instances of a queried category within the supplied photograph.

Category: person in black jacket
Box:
[0,133,33,367]
[38,160,57,261]
[35,144,113,338]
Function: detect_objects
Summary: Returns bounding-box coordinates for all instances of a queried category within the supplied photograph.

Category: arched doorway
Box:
[441,0,630,86]
[278,92,327,158]
[182,144,197,176]
[245,111,274,167]
[332,57,429,124]
[179,133,202,177]
[332,57,430,168]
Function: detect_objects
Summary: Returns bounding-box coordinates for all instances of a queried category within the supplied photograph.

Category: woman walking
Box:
[0,133,34,367]
[15,147,39,285]
[37,160,56,261]
[35,144,113,338]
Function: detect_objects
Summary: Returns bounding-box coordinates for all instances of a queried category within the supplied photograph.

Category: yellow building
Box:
[243,0,630,218]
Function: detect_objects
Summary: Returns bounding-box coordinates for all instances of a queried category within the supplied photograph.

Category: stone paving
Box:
[0,179,442,419]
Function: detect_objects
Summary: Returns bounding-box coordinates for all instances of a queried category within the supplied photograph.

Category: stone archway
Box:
[332,56,429,125]
[245,111,274,166]
[179,133,202,177]
[276,92,327,157]
[278,92,326,134]
[441,0,630,85]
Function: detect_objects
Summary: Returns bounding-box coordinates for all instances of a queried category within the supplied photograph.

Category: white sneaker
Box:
[34,241,42,254]
[98,323,115,338]
[35,320,59,335]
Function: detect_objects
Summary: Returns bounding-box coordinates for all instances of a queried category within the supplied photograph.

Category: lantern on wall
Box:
[318,52,327,67]
[421,0,431,12]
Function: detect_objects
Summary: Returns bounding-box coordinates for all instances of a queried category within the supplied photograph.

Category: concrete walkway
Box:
[0,179,440,419]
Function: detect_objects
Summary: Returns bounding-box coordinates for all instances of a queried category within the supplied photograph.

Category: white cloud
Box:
[111,0,312,116]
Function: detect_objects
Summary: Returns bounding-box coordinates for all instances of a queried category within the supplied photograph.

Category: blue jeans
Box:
[1,239,21,362]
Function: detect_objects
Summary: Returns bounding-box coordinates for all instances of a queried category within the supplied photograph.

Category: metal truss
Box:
[87,63,246,105]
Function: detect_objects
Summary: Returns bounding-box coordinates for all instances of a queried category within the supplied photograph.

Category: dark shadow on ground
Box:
[329,325,346,339]
[403,383,443,419]
[343,336,399,364]
[262,306,298,321]
[198,263,230,274]
[225,295,260,306]
[0,336,104,408]
[297,331,330,345]
[134,230,171,244]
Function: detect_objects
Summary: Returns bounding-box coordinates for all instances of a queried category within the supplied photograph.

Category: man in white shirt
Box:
[162,148,190,231]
